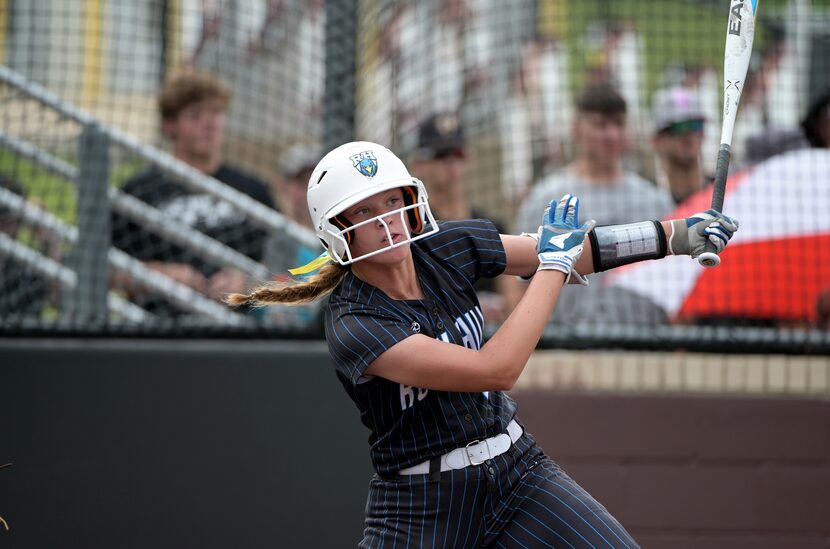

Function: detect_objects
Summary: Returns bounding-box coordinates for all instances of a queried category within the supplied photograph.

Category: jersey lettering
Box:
[400,384,428,410]
[437,306,483,350]
[399,307,482,410]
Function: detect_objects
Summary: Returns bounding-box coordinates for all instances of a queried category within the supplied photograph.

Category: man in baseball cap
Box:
[651,86,708,204]
[412,112,466,159]
[409,112,510,324]
[409,112,470,219]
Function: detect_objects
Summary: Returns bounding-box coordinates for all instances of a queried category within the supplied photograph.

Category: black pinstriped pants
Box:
[359,430,638,548]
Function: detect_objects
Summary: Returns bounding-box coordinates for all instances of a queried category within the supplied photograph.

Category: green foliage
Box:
[0,148,77,224]
[0,148,146,226]
[561,0,786,101]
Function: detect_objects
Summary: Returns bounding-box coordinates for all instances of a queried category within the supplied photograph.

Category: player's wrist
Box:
[666,219,690,256]
[537,251,575,273]
[537,251,578,286]
[534,263,569,284]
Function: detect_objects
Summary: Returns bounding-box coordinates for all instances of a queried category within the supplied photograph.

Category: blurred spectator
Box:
[802,87,830,149]
[501,37,573,202]
[731,20,792,163]
[605,21,647,146]
[515,83,674,231]
[272,144,317,230]
[733,81,816,168]
[511,83,673,325]
[744,129,808,166]
[650,86,709,204]
[364,0,497,149]
[261,143,322,330]
[817,287,830,330]
[409,112,510,325]
[111,70,275,316]
[410,113,473,220]
[0,177,50,317]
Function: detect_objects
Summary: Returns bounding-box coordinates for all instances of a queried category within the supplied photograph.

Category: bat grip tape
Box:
[703,144,732,256]
[710,144,731,213]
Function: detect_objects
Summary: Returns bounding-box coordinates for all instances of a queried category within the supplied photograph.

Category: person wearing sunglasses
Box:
[650,86,710,204]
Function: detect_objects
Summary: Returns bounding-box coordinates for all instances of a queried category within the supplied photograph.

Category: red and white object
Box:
[609,149,830,322]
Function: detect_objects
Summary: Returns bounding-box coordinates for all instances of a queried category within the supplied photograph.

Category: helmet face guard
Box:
[323,196,438,265]
[306,141,440,266]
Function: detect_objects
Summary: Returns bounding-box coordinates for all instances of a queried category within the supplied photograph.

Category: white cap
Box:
[280,144,321,178]
[651,87,705,133]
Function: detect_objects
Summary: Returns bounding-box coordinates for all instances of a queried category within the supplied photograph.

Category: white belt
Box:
[398,419,523,475]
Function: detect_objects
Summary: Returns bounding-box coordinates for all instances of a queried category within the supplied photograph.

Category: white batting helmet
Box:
[306,141,438,265]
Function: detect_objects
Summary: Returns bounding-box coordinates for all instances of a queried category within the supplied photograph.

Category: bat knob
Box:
[697,252,721,268]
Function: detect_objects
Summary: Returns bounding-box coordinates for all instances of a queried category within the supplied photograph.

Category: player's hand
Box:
[536,194,596,278]
[670,209,739,258]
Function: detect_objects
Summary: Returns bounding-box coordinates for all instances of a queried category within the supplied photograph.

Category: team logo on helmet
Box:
[349,150,378,178]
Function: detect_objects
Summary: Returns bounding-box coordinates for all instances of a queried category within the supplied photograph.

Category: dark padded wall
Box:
[0,339,373,549]
[3,340,829,548]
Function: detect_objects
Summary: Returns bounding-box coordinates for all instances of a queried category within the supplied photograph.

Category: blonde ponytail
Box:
[225,262,348,307]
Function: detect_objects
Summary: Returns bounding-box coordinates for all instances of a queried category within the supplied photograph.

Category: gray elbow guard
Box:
[588,221,667,272]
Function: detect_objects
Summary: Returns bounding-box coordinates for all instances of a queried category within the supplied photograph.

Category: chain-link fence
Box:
[1,0,829,352]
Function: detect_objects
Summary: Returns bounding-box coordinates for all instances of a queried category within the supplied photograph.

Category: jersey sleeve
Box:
[423,219,506,283]
[325,299,415,385]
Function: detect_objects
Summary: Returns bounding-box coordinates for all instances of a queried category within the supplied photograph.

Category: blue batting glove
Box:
[537,194,596,278]
[668,209,740,257]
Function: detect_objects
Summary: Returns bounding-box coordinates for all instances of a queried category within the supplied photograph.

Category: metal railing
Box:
[0,64,321,327]
[0,185,246,325]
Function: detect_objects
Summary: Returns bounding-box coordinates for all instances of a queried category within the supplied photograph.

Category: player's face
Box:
[344,188,412,263]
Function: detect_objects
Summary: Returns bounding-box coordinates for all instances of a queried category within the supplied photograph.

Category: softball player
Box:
[229,141,737,548]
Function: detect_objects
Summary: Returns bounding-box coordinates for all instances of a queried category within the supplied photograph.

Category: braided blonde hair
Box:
[225,262,348,307]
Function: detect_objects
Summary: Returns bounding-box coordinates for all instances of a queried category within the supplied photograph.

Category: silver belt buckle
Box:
[465,439,487,466]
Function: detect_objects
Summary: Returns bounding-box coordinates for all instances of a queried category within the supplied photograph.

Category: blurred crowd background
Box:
[1,0,829,350]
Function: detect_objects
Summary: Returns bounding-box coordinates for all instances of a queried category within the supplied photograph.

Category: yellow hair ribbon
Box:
[288,251,333,276]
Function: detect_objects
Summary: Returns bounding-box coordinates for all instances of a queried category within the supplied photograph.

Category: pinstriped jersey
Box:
[325,219,517,475]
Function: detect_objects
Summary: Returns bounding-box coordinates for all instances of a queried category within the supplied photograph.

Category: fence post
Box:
[64,123,111,326]
[324,0,357,153]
